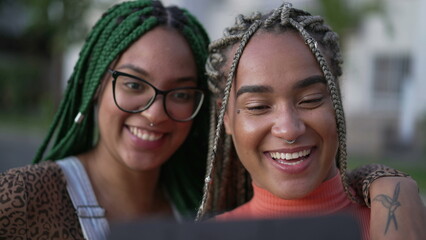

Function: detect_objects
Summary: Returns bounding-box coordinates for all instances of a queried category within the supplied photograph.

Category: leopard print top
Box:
[0,161,407,239]
[0,161,84,239]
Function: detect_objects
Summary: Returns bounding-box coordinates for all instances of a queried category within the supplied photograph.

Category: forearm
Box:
[370,177,426,240]
[348,164,409,207]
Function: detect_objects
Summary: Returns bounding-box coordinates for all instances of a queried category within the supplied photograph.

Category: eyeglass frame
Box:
[108,69,205,122]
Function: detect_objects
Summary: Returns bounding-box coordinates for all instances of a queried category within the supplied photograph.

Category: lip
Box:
[265,146,315,174]
[126,125,166,149]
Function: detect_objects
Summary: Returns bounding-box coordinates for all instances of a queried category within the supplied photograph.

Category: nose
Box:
[139,95,169,125]
[271,106,305,141]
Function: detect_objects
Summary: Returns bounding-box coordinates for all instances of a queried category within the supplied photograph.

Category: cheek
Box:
[308,106,339,155]
[231,114,270,155]
[98,98,116,117]
[322,108,338,145]
[97,85,126,130]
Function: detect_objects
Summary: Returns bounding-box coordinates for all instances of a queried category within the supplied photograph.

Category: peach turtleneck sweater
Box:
[215,173,370,240]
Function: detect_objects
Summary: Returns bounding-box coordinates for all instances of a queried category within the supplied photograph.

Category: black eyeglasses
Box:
[109,69,205,122]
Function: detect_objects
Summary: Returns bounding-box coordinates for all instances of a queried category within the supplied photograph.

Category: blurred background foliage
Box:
[318,0,386,40]
[0,0,91,129]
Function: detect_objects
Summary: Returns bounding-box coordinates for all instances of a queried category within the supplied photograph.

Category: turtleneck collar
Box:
[237,173,354,219]
[215,173,370,240]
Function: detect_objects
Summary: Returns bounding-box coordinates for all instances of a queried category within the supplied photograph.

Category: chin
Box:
[122,158,165,172]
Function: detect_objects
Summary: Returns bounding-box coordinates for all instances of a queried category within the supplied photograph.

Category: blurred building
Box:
[343,0,426,157]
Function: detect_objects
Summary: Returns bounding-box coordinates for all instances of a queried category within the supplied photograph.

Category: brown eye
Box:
[117,76,148,93]
[125,82,143,90]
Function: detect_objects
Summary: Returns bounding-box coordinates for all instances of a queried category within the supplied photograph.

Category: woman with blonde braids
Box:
[198,2,426,239]
[0,1,209,239]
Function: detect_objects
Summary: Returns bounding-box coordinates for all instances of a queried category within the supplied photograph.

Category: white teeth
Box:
[269,149,311,161]
[277,159,304,166]
[129,126,162,141]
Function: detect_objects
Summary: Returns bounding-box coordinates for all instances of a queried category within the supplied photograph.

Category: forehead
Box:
[233,31,321,87]
[125,26,190,53]
[116,26,197,78]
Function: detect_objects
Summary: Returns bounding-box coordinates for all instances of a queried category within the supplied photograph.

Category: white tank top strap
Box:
[57,156,110,240]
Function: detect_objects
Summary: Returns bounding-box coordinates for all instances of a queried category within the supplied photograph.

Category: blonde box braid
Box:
[33,0,210,218]
[197,2,357,220]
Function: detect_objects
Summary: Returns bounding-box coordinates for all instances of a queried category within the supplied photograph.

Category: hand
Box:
[370,177,426,240]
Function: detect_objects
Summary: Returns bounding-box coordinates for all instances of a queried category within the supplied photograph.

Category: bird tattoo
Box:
[373,182,401,234]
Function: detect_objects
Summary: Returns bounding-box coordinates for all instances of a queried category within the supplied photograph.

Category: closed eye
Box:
[301,98,323,104]
[299,95,324,109]
[247,105,269,111]
[245,104,271,115]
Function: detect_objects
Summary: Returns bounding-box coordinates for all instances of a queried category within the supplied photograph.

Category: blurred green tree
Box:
[315,0,386,41]
[0,0,110,128]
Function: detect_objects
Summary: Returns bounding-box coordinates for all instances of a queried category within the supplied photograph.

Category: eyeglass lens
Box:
[113,74,203,121]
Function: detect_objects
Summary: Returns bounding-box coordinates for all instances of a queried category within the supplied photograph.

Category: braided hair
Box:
[197,2,356,220]
[33,0,210,218]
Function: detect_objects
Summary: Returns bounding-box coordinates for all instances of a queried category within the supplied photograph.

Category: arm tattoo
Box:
[373,182,401,234]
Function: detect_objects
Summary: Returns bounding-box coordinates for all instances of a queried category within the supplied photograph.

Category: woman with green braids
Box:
[0,0,209,239]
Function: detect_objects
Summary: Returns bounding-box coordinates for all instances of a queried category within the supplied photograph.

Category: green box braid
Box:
[33,0,210,218]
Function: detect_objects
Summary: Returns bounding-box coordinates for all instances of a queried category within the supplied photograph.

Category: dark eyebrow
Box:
[236,85,273,98]
[235,75,326,98]
[117,64,149,77]
[116,63,197,83]
[293,75,326,90]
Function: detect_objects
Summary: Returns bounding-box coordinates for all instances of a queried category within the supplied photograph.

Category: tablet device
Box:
[109,214,361,240]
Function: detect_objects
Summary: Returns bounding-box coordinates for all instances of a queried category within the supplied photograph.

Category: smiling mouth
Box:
[269,149,311,166]
[128,126,163,141]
